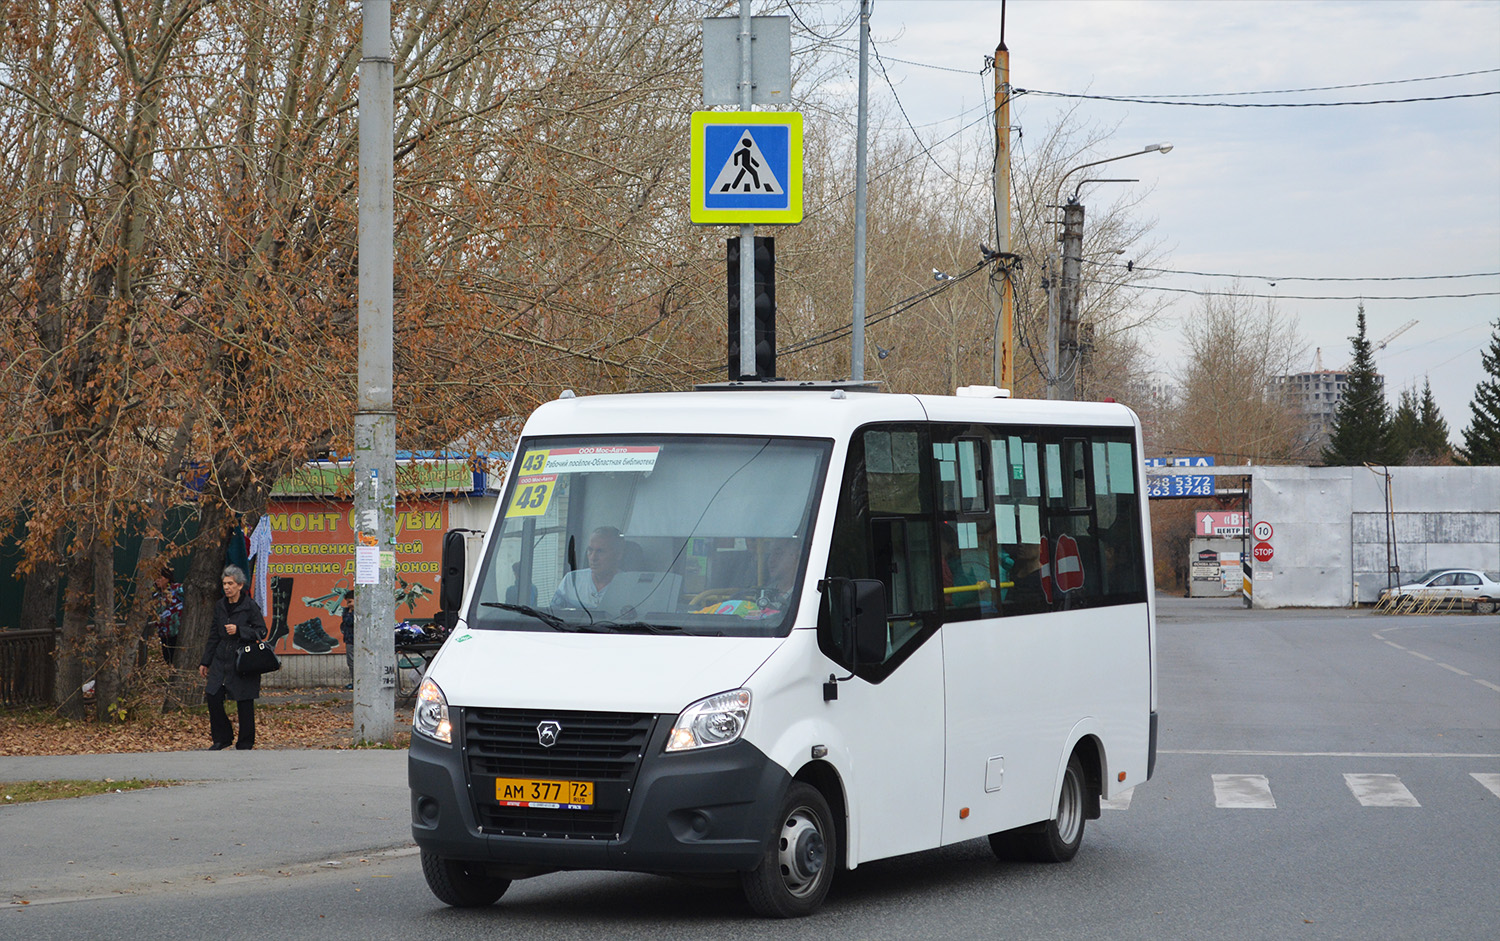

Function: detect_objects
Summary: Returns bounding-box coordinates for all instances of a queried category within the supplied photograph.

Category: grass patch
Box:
[2,778,177,805]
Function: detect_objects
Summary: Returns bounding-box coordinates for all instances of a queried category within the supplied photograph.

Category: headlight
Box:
[413,677,452,743]
[666,688,751,752]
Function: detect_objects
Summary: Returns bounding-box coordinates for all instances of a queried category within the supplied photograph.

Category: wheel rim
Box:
[777,806,827,898]
[1056,766,1083,845]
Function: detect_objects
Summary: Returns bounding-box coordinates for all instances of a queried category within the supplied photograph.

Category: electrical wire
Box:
[1076,277,1500,302]
[1014,88,1500,108]
[1097,262,1500,283]
[786,0,860,42]
[801,108,993,220]
[819,38,985,75]
[779,259,992,358]
[869,37,967,185]
[1120,67,1500,99]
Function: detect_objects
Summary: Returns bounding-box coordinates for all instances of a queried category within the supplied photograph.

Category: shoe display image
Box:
[267,576,293,647]
[292,616,337,654]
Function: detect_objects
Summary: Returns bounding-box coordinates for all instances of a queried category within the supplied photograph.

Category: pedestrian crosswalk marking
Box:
[1212,773,1276,808]
[1100,789,1134,810]
[708,130,785,195]
[1106,772,1500,810]
[1343,773,1421,807]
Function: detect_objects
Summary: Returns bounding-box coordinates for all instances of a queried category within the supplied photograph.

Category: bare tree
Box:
[1166,287,1312,464]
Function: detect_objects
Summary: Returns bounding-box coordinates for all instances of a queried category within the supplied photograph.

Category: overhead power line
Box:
[1077,277,1500,302]
[1013,88,1500,108]
[869,37,966,185]
[1097,262,1500,283]
[1114,67,1500,99]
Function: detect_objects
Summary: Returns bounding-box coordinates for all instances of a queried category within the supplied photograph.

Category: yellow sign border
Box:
[690,111,803,225]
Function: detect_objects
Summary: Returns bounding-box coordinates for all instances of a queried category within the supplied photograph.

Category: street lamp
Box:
[1049,144,1173,401]
[1055,142,1172,206]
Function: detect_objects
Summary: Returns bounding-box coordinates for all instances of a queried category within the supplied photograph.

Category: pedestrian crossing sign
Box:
[691,111,803,225]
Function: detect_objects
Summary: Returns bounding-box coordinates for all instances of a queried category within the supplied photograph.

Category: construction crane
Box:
[1343,319,1418,368]
[1374,319,1418,352]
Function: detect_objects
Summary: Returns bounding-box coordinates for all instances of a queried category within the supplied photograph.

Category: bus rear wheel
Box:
[420,850,511,907]
[741,781,836,918]
[988,753,1087,863]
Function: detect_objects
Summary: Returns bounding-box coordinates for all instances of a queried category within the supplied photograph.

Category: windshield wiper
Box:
[598,621,726,637]
[595,620,682,635]
[479,602,614,633]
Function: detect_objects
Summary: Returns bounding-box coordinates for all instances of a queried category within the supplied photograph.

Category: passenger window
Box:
[993,433,1048,616]
[866,430,927,514]
[820,426,941,680]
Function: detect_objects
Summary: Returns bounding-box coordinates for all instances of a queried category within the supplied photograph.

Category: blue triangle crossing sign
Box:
[691,111,803,224]
[709,130,785,195]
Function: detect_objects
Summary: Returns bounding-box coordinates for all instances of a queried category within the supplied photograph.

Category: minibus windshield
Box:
[469,435,832,638]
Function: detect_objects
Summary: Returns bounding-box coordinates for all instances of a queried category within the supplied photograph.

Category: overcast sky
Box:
[800,0,1500,442]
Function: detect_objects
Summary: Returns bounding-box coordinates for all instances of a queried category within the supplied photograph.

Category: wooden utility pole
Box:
[991,26,1014,389]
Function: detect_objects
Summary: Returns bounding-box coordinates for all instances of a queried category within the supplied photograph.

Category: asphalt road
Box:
[3,596,1497,940]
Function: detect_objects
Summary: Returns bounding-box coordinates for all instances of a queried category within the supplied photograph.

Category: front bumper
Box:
[409,714,791,875]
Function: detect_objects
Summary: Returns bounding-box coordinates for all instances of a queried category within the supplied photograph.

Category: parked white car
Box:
[1381,569,1500,614]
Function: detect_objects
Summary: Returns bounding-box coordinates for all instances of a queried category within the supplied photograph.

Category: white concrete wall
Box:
[1248,466,1500,607]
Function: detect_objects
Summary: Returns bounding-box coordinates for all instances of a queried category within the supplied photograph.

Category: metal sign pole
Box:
[737,0,756,380]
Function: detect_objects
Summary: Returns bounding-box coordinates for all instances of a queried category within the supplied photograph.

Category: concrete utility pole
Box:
[1049,142,1173,401]
[736,0,756,380]
[355,0,397,742]
[1055,200,1084,401]
[850,0,871,381]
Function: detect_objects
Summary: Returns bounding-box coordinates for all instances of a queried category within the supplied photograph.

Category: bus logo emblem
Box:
[537,721,562,748]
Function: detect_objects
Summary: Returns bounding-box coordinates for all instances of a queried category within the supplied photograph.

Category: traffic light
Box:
[727,236,776,380]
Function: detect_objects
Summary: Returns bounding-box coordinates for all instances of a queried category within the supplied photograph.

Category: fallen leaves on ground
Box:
[0,662,412,756]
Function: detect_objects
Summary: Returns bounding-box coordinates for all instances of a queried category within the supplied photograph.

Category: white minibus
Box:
[409,382,1157,917]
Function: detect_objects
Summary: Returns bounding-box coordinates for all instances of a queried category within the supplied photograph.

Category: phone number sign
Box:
[1148,474,1216,498]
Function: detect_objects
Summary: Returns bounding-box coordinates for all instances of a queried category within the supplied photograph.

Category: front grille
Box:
[461,707,656,840]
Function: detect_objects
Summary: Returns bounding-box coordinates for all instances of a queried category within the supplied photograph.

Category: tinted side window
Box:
[819,421,1148,679]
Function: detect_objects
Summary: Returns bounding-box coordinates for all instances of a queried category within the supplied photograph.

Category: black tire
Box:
[741,781,837,918]
[420,850,510,907]
[1476,598,1496,615]
[988,754,1087,864]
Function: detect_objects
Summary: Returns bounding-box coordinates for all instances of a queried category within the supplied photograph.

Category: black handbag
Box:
[235,640,281,676]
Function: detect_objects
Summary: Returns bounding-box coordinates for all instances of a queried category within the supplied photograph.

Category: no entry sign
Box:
[1054,534,1084,593]
[1252,542,1274,563]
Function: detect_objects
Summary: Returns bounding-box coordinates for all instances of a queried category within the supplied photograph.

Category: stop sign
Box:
[1253,541,1274,562]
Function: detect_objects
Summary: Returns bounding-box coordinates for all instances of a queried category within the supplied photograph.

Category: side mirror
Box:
[822,577,888,668]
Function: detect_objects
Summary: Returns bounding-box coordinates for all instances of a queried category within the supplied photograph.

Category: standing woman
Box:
[199,565,267,750]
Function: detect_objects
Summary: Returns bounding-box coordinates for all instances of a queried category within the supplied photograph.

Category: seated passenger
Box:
[692,537,801,617]
[941,523,993,609]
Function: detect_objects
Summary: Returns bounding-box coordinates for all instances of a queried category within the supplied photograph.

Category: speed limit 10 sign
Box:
[1252,521,1274,541]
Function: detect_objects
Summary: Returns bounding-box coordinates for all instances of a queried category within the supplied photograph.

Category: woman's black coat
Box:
[200,593,267,701]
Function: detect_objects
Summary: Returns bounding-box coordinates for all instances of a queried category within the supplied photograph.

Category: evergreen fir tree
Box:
[1411,379,1452,464]
[1388,387,1418,465]
[1321,306,1391,465]
[1458,318,1500,465]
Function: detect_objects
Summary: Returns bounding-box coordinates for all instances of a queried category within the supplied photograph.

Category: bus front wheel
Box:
[741,781,836,918]
[420,850,511,907]
[988,753,1087,864]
